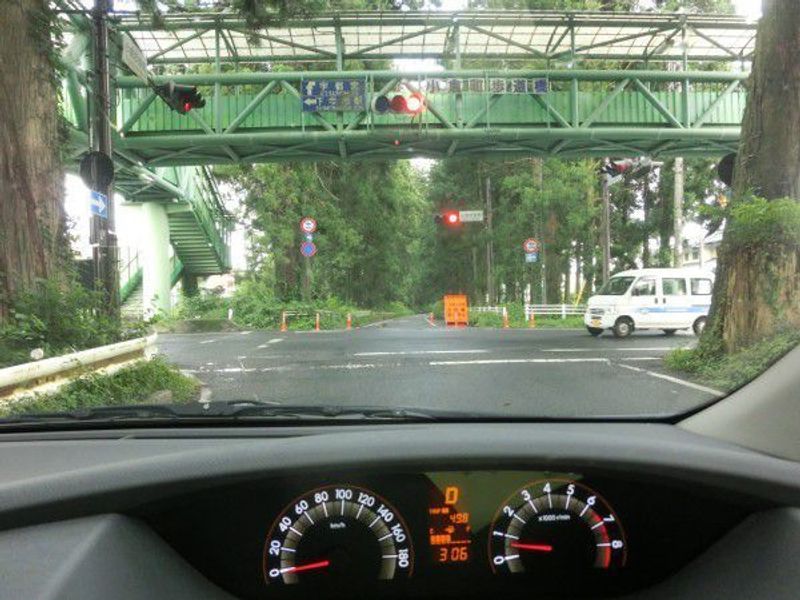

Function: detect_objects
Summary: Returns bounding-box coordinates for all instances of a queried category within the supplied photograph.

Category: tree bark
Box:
[708,0,800,352]
[0,0,66,317]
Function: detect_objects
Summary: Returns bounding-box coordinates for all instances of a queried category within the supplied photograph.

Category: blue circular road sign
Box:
[300,241,317,257]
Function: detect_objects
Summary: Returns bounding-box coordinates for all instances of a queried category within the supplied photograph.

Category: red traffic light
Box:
[442,210,461,227]
[405,93,425,114]
[373,93,426,115]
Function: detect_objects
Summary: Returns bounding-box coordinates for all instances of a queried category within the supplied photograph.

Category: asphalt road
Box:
[157,315,722,418]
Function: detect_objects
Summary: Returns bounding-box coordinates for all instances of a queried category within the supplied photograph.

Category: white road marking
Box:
[354,349,488,357]
[616,363,723,395]
[618,356,661,361]
[257,338,284,348]
[544,347,673,352]
[429,358,609,366]
[199,339,216,345]
[217,367,258,373]
[319,363,376,370]
[240,330,253,335]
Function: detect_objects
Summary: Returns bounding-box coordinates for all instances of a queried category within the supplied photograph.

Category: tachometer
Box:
[489,479,626,576]
[263,484,413,585]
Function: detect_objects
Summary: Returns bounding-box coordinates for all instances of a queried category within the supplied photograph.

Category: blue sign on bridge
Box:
[301,79,367,113]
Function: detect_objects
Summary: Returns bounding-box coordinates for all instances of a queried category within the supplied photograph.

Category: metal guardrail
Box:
[525,304,587,318]
[0,334,158,402]
[472,304,587,319]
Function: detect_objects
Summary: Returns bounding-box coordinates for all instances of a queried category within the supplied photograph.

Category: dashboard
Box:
[0,422,799,599]
[144,469,751,599]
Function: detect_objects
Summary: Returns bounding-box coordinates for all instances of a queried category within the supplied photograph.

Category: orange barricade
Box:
[443,295,469,327]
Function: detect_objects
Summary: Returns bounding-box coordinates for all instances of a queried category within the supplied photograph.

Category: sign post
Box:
[299,217,317,301]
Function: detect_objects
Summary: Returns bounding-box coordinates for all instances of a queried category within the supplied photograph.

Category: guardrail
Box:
[472,304,586,319]
[0,334,158,402]
[525,304,587,318]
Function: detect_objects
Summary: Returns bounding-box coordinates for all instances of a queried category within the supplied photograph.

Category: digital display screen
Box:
[428,485,472,565]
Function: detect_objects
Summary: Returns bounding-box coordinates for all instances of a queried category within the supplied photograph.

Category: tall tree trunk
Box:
[0,0,66,317]
[707,0,800,352]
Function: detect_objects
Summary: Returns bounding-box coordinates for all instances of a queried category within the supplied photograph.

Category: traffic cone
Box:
[502,306,510,329]
[280,311,287,332]
[346,313,352,330]
[315,312,321,332]
[528,310,536,328]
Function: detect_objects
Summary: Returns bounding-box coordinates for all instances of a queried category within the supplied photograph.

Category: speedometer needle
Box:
[283,560,331,574]
[510,542,553,553]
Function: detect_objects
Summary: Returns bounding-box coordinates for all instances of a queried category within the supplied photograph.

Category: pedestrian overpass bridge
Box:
[58,7,756,313]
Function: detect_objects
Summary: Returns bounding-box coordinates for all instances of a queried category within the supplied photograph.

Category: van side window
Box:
[691,278,713,295]
[662,278,687,296]
[631,277,656,296]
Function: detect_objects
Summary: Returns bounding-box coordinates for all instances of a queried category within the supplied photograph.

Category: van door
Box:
[627,276,662,329]
[661,276,692,328]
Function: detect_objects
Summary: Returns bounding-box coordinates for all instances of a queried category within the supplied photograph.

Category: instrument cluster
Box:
[146,470,751,598]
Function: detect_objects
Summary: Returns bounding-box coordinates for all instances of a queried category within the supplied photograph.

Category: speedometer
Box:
[263,484,414,585]
[489,479,627,576]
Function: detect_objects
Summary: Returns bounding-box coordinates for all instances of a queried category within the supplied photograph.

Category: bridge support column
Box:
[141,202,172,318]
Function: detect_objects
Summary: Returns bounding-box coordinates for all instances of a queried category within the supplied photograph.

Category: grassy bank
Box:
[664,330,800,393]
[164,293,414,332]
[0,357,200,417]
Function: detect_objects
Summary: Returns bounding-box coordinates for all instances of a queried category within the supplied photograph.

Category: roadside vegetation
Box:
[665,330,800,393]
[0,279,148,368]
[0,357,199,417]
[161,280,414,332]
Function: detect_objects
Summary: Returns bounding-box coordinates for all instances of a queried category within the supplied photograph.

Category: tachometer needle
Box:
[510,542,553,553]
[282,560,331,574]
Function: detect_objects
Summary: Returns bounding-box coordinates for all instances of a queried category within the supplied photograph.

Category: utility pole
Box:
[601,173,611,284]
[90,0,119,316]
[673,156,684,267]
[485,175,494,305]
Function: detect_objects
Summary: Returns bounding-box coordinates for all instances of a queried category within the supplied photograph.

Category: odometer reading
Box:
[263,485,413,585]
[489,479,627,576]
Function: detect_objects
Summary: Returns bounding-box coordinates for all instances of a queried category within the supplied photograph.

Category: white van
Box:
[584,268,715,338]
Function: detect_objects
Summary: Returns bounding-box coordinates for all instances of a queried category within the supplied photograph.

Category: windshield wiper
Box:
[0,400,474,426]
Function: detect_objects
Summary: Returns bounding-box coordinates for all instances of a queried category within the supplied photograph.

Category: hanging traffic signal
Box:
[372,93,425,116]
[154,81,206,114]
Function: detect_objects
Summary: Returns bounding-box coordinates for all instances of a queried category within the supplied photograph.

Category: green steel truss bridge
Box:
[58,8,755,310]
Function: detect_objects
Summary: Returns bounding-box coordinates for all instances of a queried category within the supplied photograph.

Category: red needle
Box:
[511,542,554,553]
[285,560,331,574]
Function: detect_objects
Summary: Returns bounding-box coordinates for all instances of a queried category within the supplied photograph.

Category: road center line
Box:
[429,358,609,366]
[199,339,216,345]
[543,347,673,352]
[616,363,723,396]
[354,349,488,357]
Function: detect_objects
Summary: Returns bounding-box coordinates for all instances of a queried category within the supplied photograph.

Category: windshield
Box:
[2,0,799,426]
[596,277,635,296]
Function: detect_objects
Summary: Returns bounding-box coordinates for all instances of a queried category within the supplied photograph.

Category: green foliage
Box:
[664,330,800,392]
[726,197,800,252]
[0,279,148,368]
[0,357,199,417]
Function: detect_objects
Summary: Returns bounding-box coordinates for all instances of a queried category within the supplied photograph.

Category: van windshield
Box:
[597,276,635,296]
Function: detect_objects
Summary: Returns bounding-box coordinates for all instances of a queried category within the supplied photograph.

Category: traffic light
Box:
[154,81,206,114]
[600,157,657,184]
[435,210,462,228]
[372,92,425,116]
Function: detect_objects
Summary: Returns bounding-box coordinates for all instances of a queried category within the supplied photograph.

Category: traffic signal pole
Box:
[601,170,611,285]
[91,0,119,317]
[485,175,494,305]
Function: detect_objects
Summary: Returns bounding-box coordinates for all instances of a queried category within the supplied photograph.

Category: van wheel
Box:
[587,327,603,337]
[662,329,677,336]
[693,316,707,337]
[613,318,634,338]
